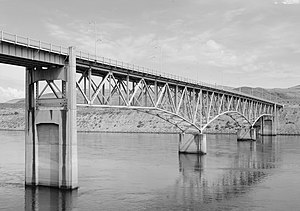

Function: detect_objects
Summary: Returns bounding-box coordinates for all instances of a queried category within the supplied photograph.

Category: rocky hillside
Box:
[1,85,300,134]
[0,102,245,134]
[234,85,300,106]
[0,103,179,133]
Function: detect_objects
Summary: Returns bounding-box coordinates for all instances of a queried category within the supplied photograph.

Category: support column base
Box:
[178,133,207,155]
[237,127,256,142]
[25,186,78,211]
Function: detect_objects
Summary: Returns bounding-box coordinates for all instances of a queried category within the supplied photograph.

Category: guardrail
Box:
[0,30,280,105]
[0,31,69,55]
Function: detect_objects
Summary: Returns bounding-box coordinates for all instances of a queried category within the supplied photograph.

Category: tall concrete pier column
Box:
[273,104,278,135]
[179,133,207,154]
[237,127,256,141]
[25,47,78,189]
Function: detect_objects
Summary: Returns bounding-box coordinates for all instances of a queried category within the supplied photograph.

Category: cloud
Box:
[44,21,159,63]
[0,86,25,103]
[0,22,7,29]
[194,39,257,70]
[206,40,222,50]
[224,8,246,22]
[42,11,300,88]
[242,61,300,78]
[275,0,300,4]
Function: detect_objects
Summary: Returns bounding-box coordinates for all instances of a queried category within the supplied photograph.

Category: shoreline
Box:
[2,103,300,136]
[0,128,299,136]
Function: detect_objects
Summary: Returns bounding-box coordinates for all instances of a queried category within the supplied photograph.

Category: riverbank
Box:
[0,103,236,133]
[1,103,300,135]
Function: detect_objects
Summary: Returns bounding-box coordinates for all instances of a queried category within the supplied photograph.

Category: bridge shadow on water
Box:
[25,186,77,211]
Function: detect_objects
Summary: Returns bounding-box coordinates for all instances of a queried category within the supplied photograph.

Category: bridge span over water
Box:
[0,31,283,189]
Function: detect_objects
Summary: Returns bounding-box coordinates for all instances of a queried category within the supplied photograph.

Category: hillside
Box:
[5,99,25,104]
[0,103,180,133]
[2,85,300,134]
[234,85,300,105]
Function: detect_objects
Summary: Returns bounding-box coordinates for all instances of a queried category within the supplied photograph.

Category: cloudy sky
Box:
[0,0,300,102]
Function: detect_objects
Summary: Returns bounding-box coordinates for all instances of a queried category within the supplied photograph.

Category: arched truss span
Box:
[201,111,252,131]
[77,105,202,133]
[252,114,273,127]
[133,108,202,133]
[201,112,275,132]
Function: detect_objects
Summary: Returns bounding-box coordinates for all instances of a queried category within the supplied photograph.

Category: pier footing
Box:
[179,133,207,155]
[237,127,256,141]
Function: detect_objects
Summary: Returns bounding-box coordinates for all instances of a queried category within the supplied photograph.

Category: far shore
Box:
[2,103,300,136]
[0,128,298,136]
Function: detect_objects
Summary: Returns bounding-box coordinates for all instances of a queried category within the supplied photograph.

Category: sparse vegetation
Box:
[2,84,300,134]
[0,103,299,134]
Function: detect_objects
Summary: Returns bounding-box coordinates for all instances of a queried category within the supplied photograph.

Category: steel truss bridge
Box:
[0,30,284,189]
[0,31,283,134]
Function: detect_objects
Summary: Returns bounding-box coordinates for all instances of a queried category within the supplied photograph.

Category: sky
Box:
[0,0,300,102]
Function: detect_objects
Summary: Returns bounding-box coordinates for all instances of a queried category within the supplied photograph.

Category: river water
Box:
[0,131,300,210]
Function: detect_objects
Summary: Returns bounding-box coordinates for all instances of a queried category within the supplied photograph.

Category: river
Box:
[0,131,300,210]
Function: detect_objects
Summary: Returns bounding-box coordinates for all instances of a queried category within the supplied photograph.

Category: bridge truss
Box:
[1,30,282,133]
[33,62,279,133]
[1,30,285,189]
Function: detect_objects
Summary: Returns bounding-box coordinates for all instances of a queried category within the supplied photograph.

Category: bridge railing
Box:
[0,31,69,55]
[76,50,279,104]
[77,50,224,89]
[0,30,280,105]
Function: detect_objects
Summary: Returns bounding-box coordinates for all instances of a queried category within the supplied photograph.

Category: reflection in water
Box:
[179,154,206,173]
[25,186,77,211]
[176,136,280,206]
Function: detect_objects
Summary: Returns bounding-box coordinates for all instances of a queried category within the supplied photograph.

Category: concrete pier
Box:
[179,133,207,154]
[261,119,274,136]
[257,116,276,136]
[25,47,78,189]
[237,127,256,141]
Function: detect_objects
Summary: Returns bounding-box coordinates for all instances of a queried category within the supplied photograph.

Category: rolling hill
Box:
[2,85,300,134]
[234,85,300,105]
